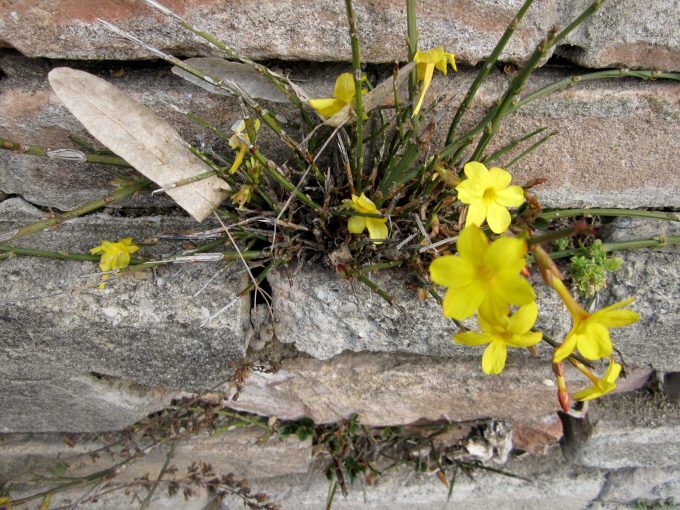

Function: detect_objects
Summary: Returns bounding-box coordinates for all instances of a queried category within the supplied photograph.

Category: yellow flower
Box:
[229,118,260,174]
[551,276,639,362]
[347,193,388,243]
[90,237,139,289]
[429,225,535,320]
[309,72,366,119]
[231,184,253,209]
[456,161,525,234]
[573,358,622,401]
[412,47,457,116]
[455,302,543,374]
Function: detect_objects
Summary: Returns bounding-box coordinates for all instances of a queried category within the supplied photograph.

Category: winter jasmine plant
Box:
[0,0,679,505]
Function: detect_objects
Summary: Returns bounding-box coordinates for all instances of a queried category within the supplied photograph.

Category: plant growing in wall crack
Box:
[1,0,680,507]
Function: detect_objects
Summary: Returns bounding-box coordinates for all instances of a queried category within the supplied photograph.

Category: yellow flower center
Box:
[483,187,497,203]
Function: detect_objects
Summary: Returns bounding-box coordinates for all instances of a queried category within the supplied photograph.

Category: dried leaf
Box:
[172,58,290,102]
[324,62,415,127]
[48,67,228,222]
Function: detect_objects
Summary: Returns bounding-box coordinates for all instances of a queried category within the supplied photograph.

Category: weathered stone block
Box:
[2,52,678,210]
[0,199,250,432]
[599,467,680,505]
[268,263,567,361]
[0,1,677,70]
[566,388,680,469]
[223,352,572,427]
[253,452,604,510]
[1,427,311,485]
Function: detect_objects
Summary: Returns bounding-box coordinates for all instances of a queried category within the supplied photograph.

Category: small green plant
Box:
[571,239,623,299]
[632,498,677,510]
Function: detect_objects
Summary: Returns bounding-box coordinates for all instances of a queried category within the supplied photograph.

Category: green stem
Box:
[445,0,535,146]
[1,137,131,167]
[512,69,680,113]
[148,4,315,130]
[470,0,604,161]
[359,260,404,273]
[251,149,321,211]
[548,235,680,260]
[539,208,680,222]
[406,0,418,108]
[482,127,547,165]
[527,227,576,246]
[345,0,365,190]
[356,274,395,305]
[182,112,280,212]
[504,130,558,168]
[0,180,150,243]
[0,245,101,262]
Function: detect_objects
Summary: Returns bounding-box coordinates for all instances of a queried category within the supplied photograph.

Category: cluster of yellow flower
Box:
[306,48,640,406]
[328,150,637,406]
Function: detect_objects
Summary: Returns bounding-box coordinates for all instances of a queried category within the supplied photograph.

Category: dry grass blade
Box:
[48,67,228,222]
[172,58,289,102]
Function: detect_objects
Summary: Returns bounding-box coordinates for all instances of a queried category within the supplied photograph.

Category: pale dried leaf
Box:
[324,62,415,127]
[48,67,228,222]
[172,58,289,102]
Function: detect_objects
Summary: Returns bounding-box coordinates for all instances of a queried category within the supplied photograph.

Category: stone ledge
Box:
[0,199,250,432]
[2,52,679,210]
[0,1,677,70]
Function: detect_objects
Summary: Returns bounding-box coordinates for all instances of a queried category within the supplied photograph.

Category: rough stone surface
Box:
[0,1,678,70]
[566,388,680,469]
[3,53,679,211]
[268,263,568,361]
[223,351,574,427]
[599,467,680,505]
[0,426,312,486]
[0,199,250,432]
[255,453,605,510]
[3,52,679,211]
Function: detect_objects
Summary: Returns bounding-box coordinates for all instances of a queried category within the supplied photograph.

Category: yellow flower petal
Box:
[229,144,247,174]
[465,202,487,228]
[487,167,512,189]
[334,72,356,103]
[464,161,489,182]
[485,236,527,273]
[479,292,510,321]
[454,331,493,346]
[456,224,488,260]
[455,179,484,203]
[572,386,602,401]
[446,52,457,72]
[412,63,434,116]
[507,301,538,334]
[494,185,525,207]
[577,322,613,360]
[366,218,388,242]
[486,202,512,233]
[309,98,346,118]
[592,307,640,328]
[553,332,579,362]
[604,361,622,383]
[495,272,535,306]
[506,331,543,348]
[442,283,485,320]
[482,340,507,374]
[352,193,379,213]
[429,255,477,289]
[348,215,367,234]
